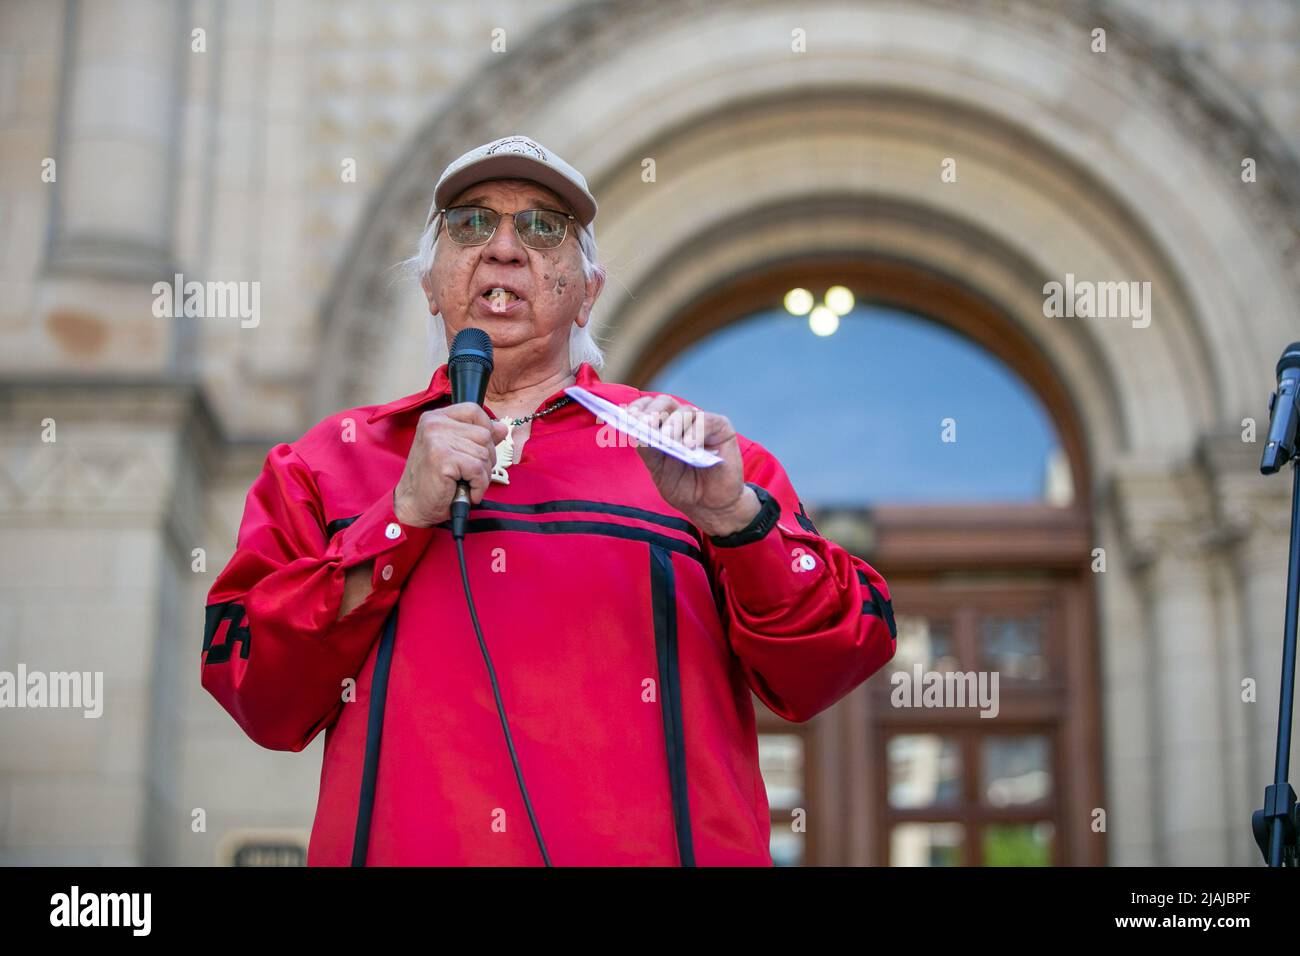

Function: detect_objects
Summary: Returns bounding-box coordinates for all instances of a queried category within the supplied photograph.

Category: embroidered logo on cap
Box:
[485,136,548,161]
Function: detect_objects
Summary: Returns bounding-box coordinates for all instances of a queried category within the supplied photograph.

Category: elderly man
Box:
[202,135,897,866]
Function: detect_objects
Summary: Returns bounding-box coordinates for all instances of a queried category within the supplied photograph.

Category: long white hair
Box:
[399,206,609,373]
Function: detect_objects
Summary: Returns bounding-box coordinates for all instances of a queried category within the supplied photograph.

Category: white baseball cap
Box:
[427,135,598,232]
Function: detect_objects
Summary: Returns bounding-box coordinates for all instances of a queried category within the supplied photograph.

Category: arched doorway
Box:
[632,259,1105,865]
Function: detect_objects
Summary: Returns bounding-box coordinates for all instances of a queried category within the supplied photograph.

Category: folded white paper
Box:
[565,385,724,467]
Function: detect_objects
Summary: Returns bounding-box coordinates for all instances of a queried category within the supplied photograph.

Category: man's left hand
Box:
[626,394,761,538]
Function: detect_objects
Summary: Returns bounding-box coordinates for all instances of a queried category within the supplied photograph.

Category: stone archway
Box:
[318,0,1300,432]
[317,0,1300,864]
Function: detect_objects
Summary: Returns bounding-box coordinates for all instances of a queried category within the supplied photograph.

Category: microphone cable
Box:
[445,327,550,865]
[451,517,553,866]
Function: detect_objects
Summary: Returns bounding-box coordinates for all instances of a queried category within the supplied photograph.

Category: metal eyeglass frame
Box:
[433,204,583,250]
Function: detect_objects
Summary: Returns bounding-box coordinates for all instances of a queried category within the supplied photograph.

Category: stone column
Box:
[1201,431,1299,865]
[1093,487,1158,864]
[1110,461,1233,865]
[45,0,185,279]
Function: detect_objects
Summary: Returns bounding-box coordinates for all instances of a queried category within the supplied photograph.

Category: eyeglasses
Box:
[435,205,579,250]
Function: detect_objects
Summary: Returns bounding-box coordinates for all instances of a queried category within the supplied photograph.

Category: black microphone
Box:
[1261,341,1300,475]
[448,328,494,539]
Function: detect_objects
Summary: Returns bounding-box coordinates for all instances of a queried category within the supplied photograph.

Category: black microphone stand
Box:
[1252,347,1300,866]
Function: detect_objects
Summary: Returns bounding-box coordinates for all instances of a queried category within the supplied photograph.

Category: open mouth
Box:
[480,287,524,314]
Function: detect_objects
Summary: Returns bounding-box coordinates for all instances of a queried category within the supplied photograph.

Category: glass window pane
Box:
[979,613,1048,680]
[982,735,1052,806]
[890,823,964,866]
[646,307,1067,507]
[887,734,962,808]
[983,822,1054,866]
[758,733,804,810]
[889,615,958,674]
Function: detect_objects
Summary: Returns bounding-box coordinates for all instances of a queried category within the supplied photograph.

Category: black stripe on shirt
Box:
[650,544,696,866]
[326,515,360,540]
[472,498,701,544]
[444,517,704,565]
[857,569,897,639]
[352,602,400,866]
[202,601,250,664]
[326,500,702,548]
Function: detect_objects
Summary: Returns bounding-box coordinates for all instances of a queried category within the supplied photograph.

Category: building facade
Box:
[1,0,1298,865]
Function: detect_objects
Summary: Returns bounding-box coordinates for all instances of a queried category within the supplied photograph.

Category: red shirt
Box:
[201,361,897,865]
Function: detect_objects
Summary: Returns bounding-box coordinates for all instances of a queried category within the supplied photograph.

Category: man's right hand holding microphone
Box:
[338,403,508,619]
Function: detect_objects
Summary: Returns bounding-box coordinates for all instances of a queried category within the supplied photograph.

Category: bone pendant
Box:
[491,422,514,484]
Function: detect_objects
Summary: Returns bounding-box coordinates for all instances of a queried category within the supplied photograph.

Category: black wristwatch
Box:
[708,482,781,547]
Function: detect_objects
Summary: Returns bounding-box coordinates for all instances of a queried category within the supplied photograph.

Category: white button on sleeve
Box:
[381,564,394,581]
[385,522,402,540]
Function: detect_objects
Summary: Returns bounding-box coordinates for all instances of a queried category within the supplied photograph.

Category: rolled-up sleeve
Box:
[705,438,897,723]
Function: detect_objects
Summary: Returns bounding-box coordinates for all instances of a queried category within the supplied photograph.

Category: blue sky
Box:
[647,306,1062,507]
